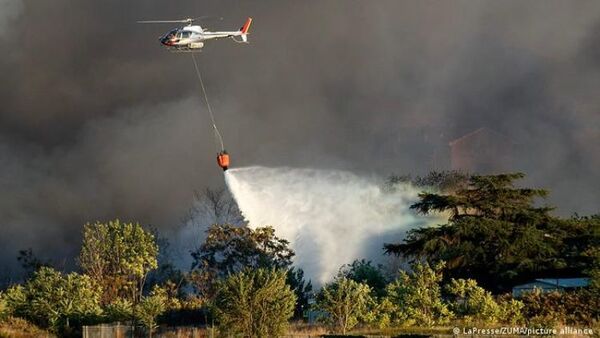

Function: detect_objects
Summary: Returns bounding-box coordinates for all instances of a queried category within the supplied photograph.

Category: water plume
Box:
[225,166,437,285]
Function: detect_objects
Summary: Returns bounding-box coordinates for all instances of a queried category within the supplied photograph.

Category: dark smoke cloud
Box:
[1,0,599,276]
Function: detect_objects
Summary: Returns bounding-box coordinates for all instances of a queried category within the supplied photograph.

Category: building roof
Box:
[513,278,590,289]
[534,278,590,288]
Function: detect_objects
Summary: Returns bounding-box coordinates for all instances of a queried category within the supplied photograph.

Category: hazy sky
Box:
[1,0,599,275]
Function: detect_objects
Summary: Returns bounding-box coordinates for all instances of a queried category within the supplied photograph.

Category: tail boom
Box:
[240,17,252,42]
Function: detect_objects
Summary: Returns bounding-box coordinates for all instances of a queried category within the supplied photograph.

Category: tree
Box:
[188,188,245,226]
[135,286,168,336]
[315,277,373,334]
[388,170,469,194]
[16,248,52,279]
[579,215,600,292]
[339,259,388,297]
[384,262,452,327]
[144,230,186,298]
[190,224,294,298]
[215,268,296,337]
[385,173,582,292]
[4,267,102,334]
[286,267,313,319]
[79,220,158,304]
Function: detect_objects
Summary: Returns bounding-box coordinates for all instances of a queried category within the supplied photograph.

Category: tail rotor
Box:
[239,17,253,43]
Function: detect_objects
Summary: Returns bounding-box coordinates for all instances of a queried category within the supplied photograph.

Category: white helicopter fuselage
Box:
[159,18,251,51]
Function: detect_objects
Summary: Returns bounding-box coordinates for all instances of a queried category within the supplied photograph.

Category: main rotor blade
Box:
[193,15,223,21]
[137,19,191,24]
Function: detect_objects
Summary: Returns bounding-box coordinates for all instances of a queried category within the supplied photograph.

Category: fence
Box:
[82,324,207,338]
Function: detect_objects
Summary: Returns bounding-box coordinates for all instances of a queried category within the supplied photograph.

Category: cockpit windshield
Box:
[165,29,178,39]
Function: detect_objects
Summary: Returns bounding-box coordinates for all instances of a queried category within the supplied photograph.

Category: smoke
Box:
[174,187,244,270]
[225,166,437,285]
[2,1,600,277]
[0,0,22,38]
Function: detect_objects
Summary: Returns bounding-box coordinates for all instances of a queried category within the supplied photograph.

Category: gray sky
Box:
[1,0,599,275]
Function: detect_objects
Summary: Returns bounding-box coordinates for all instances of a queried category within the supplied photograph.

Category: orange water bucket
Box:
[217,151,230,171]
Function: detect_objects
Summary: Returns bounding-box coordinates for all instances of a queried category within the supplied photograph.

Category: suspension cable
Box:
[191,53,225,152]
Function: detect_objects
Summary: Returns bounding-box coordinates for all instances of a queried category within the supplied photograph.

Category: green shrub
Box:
[0,292,7,322]
[103,298,133,323]
[135,286,167,335]
[2,285,26,319]
[2,267,102,334]
[215,268,296,337]
[316,277,373,334]
[520,289,600,327]
[384,262,452,327]
[445,278,500,323]
[496,295,525,324]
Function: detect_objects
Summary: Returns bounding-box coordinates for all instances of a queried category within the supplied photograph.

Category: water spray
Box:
[223,166,441,285]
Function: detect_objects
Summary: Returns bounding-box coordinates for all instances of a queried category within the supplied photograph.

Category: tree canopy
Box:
[385,173,597,292]
[78,220,158,304]
[338,259,388,297]
[190,224,294,298]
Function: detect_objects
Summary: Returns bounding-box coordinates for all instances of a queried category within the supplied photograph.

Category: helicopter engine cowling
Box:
[189,42,204,49]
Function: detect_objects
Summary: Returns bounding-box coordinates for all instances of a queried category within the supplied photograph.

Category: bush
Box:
[339,259,388,297]
[445,278,500,323]
[2,285,26,319]
[0,292,7,322]
[367,297,395,329]
[135,285,168,334]
[316,277,373,334]
[2,267,102,334]
[383,262,452,327]
[496,295,525,324]
[215,268,296,337]
[520,289,600,327]
[103,298,133,323]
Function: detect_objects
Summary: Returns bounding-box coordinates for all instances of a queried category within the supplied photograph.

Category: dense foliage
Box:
[388,170,469,193]
[79,220,158,304]
[385,173,599,292]
[2,267,102,334]
[382,262,452,327]
[190,224,294,298]
[215,268,296,337]
[287,267,313,318]
[445,278,524,324]
[520,289,600,327]
[338,259,388,297]
[316,277,373,334]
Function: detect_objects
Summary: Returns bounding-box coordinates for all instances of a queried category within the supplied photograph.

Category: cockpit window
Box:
[181,31,191,38]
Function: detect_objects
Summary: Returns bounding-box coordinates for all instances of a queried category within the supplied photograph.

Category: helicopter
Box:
[138,17,252,52]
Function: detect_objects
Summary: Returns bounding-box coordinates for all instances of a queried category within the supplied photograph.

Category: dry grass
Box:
[0,317,54,338]
[285,321,329,337]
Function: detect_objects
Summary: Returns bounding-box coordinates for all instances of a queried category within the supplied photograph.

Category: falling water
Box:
[224,166,436,285]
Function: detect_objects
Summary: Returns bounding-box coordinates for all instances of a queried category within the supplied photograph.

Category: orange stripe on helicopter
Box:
[240,17,252,34]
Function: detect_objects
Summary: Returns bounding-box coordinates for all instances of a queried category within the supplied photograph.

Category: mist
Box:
[225,166,442,284]
[1,1,600,277]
